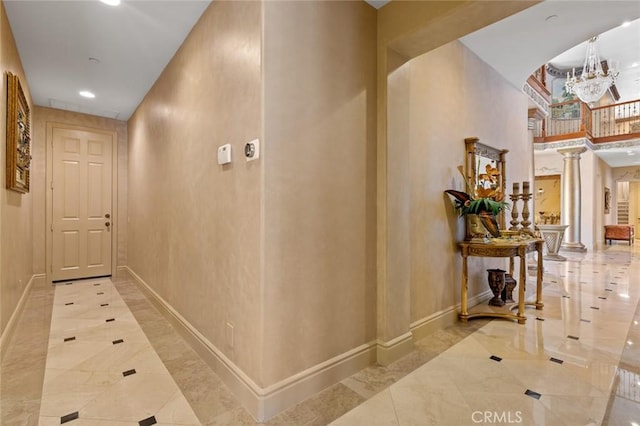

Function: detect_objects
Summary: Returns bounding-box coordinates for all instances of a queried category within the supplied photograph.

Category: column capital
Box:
[557,146,587,158]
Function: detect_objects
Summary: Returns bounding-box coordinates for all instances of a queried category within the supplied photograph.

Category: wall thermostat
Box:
[245,139,260,161]
[217,144,232,165]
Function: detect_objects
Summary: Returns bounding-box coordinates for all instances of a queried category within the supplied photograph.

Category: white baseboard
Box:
[375,331,414,366]
[410,290,493,342]
[0,274,44,360]
[122,266,376,422]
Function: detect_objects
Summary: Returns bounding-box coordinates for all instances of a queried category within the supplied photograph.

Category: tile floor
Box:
[1,244,639,425]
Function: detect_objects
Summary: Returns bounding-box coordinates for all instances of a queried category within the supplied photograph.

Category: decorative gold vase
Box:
[477,211,501,238]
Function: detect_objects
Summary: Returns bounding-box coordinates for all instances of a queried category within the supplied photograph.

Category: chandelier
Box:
[565,37,618,105]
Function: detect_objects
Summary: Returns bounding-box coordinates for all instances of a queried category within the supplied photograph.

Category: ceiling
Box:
[460,1,640,98]
[460,1,640,169]
[4,0,211,120]
[4,0,640,167]
[547,18,640,104]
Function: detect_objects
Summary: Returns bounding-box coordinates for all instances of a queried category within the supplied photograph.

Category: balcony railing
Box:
[534,99,640,144]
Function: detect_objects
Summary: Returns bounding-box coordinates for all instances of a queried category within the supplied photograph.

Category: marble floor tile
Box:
[36,278,201,425]
[4,244,640,426]
[333,244,640,425]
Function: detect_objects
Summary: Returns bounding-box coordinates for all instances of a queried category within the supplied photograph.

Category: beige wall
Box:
[127,1,263,382]
[630,182,640,233]
[261,0,377,386]
[0,1,33,336]
[31,107,128,275]
[375,0,539,353]
[402,41,530,324]
[127,0,376,391]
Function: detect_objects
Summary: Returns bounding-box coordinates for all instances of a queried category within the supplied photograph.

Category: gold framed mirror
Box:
[6,72,31,193]
[464,137,508,230]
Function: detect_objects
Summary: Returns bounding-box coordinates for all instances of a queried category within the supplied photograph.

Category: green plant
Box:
[445,165,509,216]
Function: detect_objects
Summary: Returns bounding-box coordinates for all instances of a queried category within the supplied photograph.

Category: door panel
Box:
[52,127,113,281]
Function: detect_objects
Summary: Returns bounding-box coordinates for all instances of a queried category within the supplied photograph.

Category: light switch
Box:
[218,144,232,165]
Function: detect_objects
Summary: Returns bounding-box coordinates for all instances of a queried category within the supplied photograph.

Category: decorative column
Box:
[558,147,587,252]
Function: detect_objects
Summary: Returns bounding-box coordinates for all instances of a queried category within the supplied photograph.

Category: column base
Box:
[544,254,567,262]
[561,242,587,252]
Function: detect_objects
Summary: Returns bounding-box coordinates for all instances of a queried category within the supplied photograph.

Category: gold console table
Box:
[459,238,544,324]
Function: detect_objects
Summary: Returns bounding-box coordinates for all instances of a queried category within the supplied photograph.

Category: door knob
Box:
[105,222,111,227]
[105,213,111,219]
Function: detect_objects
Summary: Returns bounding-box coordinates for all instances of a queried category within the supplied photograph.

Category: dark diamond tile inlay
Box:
[93,283,101,286]
[550,357,564,364]
[591,306,600,310]
[580,319,592,323]
[605,288,613,292]
[61,411,79,423]
[97,292,104,295]
[610,282,618,285]
[536,317,545,321]
[123,369,137,377]
[64,337,76,342]
[65,282,73,285]
[562,295,570,299]
[139,416,157,426]
[100,303,109,307]
[525,389,542,400]
[112,339,124,345]
[598,297,607,300]
[568,335,579,340]
[106,318,115,323]
[490,355,502,362]
[65,302,74,306]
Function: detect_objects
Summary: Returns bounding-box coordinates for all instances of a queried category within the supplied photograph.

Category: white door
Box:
[51,127,113,281]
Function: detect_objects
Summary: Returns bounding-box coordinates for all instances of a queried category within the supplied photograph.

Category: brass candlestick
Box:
[521,181,532,231]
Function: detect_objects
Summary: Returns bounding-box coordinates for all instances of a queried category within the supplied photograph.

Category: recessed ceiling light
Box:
[79,90,95,99]
[632,62,639,68]
[621,21,631,27]
[627,151,636,156]
[100,0,120,6]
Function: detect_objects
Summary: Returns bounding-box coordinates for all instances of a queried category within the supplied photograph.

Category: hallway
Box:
[1,244,639,425]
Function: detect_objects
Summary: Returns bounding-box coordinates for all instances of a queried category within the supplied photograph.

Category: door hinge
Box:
[50,224,53,232]
[51,180,54,190]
